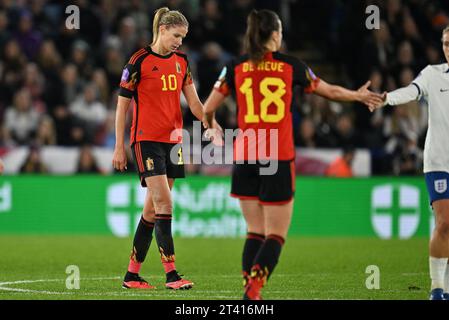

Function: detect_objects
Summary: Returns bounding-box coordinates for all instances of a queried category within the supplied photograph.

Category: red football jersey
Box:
[119,47,193,145]
[214,51,320,161]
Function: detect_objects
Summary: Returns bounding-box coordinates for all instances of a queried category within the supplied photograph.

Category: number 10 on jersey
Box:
[161,74,177,91]
[240,77,287,123]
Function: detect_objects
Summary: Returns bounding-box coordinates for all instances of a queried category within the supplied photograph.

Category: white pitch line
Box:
[0,287,72,295]
[0,276,121,286]
[0,277,240,298]
[0,279,72,295]
[0,279,63,285]
[0,277,120,296]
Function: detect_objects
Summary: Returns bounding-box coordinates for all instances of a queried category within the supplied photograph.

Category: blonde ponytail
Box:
[151,7,189,45]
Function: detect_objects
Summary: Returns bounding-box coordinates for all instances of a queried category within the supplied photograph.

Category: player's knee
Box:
[156,204,173,214]
[152,193,172,213]
[436,219,449,237]
[142,210,156,222]
[153,200,173,214]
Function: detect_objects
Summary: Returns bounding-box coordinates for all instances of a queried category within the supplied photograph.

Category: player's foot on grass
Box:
[166,278,194,290]
[429,288,444,300]
[243,277,263,300]
[164,270,193,290]
[122,272,156,289]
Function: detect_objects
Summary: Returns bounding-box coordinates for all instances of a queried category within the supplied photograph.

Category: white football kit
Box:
[386,63,449,173]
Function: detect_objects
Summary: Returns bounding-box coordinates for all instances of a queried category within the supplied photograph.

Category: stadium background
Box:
[0,0,448,300]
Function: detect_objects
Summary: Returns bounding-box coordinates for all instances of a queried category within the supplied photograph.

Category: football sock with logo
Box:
[251,234,285,281]
[242,233,265,284]
[127,216,154,275]
[155,214,181,282]
[429,256,448,289]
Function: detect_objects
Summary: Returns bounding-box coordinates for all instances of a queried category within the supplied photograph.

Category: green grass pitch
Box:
[0,236,429,300]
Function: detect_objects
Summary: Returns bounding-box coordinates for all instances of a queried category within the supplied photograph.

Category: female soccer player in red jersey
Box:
[203,9,383,299]
[113,7,215,290]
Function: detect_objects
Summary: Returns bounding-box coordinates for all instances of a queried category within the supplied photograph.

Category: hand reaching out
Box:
[204,119,224,146]
[367,91,387,112]
[357,81,385,112]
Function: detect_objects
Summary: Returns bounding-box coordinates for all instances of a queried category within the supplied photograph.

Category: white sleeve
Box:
[385,84,420,106]
[411,65,430,99]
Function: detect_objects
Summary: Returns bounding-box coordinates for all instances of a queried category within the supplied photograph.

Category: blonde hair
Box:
[152,7,189,45]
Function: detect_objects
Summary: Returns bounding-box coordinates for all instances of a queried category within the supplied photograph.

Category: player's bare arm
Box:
[183,82,222,132]
[203,89,225,129]
[112,96,131,172]
[183,82,223,139]
[202,89,225,145]
[314,79,384,110]
[182,82,204,122]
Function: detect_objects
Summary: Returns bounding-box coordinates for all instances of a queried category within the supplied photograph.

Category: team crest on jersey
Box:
[145,158,154,171]
[435,179,447,194]
[176,62,181,73]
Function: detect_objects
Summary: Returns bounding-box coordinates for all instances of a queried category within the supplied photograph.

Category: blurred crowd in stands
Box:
[0,0,448,175]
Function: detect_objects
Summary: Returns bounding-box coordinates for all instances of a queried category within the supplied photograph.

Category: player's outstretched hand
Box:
[368,91,388,112]
[204,127,224,147]
[112,146,127,172]
[204,117,224,146]
[357,81,385,112]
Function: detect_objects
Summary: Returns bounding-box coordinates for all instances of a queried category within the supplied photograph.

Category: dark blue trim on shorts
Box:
[425,171,449,205]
